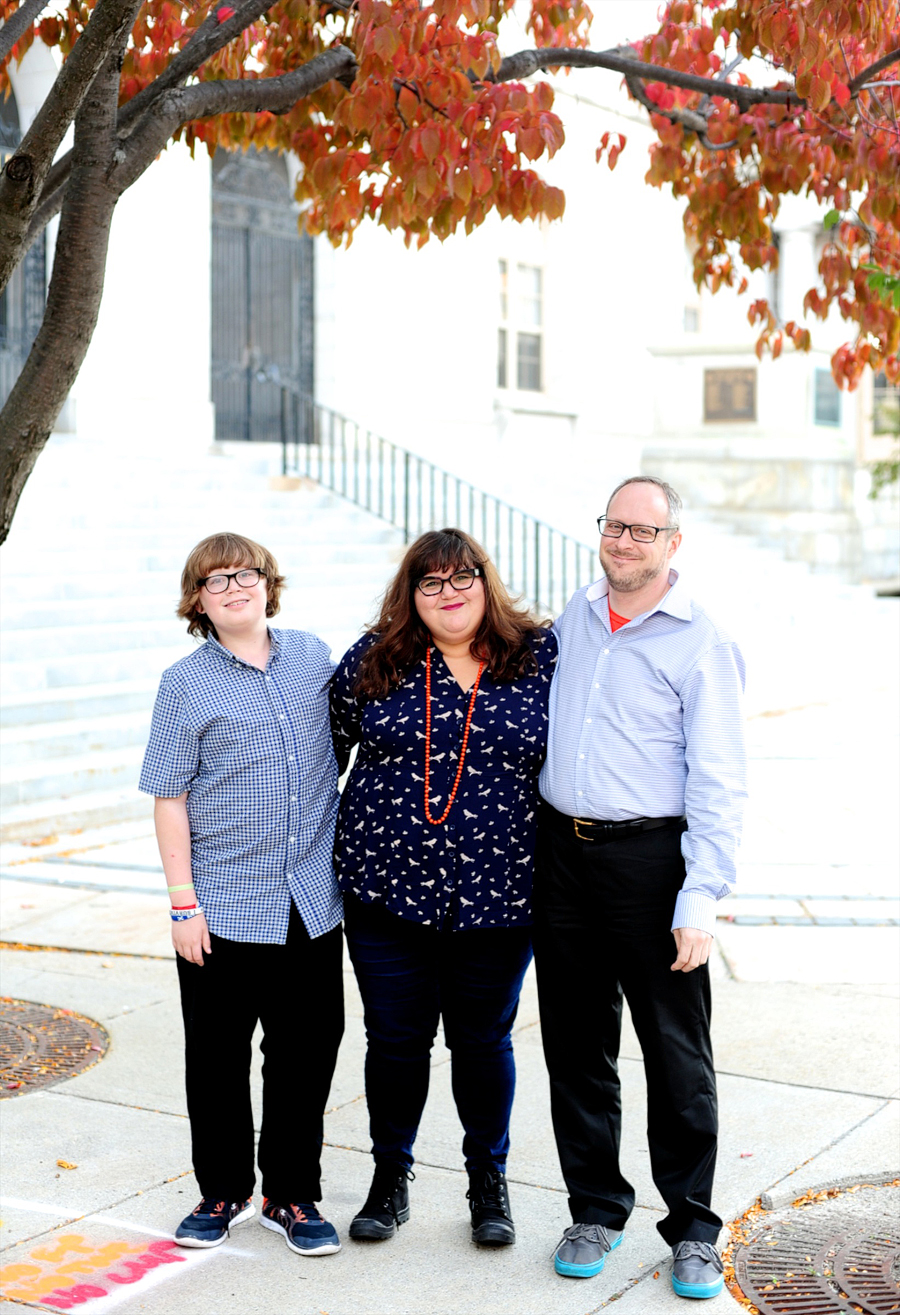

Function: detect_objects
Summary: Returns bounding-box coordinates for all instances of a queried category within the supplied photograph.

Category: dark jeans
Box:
[533,813,721,1245]
[343,894,533,1173]
[176,902,344,1204]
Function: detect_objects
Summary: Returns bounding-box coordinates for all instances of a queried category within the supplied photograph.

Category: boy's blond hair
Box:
[178,532,286,639]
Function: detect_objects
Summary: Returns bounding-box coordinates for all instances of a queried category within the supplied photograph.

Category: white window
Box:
[497,261,543,392]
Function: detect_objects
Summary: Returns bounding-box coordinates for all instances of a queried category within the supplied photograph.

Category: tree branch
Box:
[0,0,142,292]
[0,0,52,67]
[108,44,357,196]
[0,50,122,541]
[849,47,900,93]
[491,45,797,111]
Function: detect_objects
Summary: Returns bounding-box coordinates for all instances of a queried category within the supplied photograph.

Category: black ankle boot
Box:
[349,1162,413,1241]
[467,1167,516,1246]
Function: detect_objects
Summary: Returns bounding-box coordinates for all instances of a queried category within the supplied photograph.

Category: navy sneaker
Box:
[261,1199,341,1256]
[553,1222,624,1278]
[671,1241,725,1298]
[174,1197,255,1248]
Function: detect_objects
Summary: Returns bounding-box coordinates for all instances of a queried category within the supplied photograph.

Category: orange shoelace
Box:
[424,646,485,826]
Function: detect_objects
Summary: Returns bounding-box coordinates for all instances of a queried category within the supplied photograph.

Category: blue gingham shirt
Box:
[539,571,747,935]
[139,628,342,943]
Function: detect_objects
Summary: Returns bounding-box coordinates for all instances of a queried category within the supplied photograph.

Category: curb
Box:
[759,1168,900,1211]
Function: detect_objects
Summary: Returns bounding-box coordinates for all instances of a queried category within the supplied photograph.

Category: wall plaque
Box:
[704,367,757,422]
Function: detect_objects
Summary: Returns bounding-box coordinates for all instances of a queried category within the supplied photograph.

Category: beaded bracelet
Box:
[171,906,204,923]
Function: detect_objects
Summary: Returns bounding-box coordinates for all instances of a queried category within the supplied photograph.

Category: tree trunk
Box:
[0,55,121,544]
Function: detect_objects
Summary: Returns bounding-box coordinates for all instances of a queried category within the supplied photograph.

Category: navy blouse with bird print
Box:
[330,629,558,930]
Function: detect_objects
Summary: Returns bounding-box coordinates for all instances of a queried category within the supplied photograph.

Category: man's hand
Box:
[671,926,712,973]
[172,912,211,966]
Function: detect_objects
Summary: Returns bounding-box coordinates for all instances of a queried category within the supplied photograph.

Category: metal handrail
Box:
[277,387,596,617]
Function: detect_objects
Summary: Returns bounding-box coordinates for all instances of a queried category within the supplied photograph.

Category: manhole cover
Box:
[732,1186,900,1315]
[0,998,108,1096]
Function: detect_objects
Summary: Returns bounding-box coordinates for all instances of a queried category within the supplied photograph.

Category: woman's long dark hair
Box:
[354,528,547,700]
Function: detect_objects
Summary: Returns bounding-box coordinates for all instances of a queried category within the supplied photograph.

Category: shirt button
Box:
[266,675,271,682]
[586,717,592,723]
[594,682,600,688]
[288,755,295,762]
[290,795,297,803]
[579,753,585,759]
[603,648,610,655]
[289,836,296,843]
[578,790,584,796]
[279,713,286,720]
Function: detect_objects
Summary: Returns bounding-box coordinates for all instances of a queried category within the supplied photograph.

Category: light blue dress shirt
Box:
[539,571,747,935]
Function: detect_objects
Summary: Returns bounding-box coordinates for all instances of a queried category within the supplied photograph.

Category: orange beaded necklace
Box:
[424,646,486,826]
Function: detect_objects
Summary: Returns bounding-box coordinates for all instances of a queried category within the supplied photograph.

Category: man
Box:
[534,475,746,1300]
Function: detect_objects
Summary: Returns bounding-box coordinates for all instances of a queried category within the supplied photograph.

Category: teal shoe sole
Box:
[671,1273,725,1299]
[554,1231,622,1278]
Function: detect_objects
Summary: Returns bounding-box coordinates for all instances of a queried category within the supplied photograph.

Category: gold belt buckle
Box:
[573,817,594,841]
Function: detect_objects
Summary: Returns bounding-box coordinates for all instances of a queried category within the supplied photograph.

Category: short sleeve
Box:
[138,677,201,797]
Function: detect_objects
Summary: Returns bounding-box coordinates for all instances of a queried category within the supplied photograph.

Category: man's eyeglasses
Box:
[416,567,482,597]
[597,517,676,544]
[198,568,266,594]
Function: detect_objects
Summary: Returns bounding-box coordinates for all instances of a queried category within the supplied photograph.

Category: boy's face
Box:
[195,560,270,637]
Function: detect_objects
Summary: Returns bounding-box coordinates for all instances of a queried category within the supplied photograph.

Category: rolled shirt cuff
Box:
[672,889,718,937]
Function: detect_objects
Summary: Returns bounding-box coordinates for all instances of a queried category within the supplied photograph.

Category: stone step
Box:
[0,744,145,808]
[0,679,161,729]
[0,785,153,844]
[0,710,152,765]
[0,644,193,695]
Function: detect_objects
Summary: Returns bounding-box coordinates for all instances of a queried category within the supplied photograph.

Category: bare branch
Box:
[0,0,142,295]
[490,46,797,110]
[108,44,357,196]
[0,0,52,66]
[849,47,900,93]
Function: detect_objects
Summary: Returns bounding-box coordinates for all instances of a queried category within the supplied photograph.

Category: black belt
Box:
[541,803,685,843]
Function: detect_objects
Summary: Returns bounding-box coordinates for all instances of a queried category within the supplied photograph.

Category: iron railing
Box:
[277,388,596,617]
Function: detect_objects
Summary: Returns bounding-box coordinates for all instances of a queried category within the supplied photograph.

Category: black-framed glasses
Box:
[597,517,676,544]
[416,567,482,597]
[198,568,266,594]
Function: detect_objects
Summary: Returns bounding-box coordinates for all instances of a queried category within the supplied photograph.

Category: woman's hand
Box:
[172,912,211,966]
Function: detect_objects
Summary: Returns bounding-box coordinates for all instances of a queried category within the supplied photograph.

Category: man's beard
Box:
[600,548,667,594]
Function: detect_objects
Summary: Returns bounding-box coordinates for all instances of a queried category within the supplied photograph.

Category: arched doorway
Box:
[0,89,47,406]
[210,148,314,442]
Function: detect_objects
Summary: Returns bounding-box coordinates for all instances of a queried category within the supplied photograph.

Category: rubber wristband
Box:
[167,883,195,893]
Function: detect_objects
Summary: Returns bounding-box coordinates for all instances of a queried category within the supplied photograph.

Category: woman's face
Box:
[413,563,487,650]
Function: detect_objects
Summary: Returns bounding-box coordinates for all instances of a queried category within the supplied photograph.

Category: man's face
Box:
[599,485,681,594]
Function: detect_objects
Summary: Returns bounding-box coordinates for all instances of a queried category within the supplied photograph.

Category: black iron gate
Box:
[210,148,314,441]
[1,89,47,407]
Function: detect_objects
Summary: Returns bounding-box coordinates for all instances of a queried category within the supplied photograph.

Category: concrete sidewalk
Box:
[1,898,897,1314]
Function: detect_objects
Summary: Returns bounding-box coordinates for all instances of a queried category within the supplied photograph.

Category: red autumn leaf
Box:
[216,7,235,22]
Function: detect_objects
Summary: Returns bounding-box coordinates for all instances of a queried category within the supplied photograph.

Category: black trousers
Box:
[176,903,344,1204]
[532,813,721,1245]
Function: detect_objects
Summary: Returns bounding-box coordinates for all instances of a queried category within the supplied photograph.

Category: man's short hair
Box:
[607,476,682,530]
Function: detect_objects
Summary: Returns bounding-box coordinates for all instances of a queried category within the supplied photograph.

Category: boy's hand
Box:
[172,912,211,965]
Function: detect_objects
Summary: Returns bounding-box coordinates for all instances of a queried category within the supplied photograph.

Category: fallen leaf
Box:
[56,1160,78,1170]
[90,1045,102,1052]
[740,1151,754,1158]
[6,1082,22,1090]
[653,1271,660,1279]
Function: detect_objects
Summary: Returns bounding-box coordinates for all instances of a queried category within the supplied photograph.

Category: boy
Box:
[139,532,344,1256]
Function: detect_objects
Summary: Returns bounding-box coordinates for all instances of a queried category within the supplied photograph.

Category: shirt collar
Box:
[205,627,280,667]
[586,569,691,626]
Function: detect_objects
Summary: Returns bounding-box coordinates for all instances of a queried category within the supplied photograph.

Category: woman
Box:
[330,528,557,1249]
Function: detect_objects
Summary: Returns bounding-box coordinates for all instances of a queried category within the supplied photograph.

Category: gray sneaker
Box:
[671,1241,724,1298]
[553,1222,624,1277]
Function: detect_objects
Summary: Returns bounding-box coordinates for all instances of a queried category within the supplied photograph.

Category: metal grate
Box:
[733,1195,899,1315]
[0,998,108,1096]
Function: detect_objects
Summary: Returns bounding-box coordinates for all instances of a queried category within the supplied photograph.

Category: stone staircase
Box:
[1,432,896,854]
[0,438,404,845]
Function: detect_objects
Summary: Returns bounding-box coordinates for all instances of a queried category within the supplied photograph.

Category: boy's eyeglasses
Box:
[416,567,482,597]
[198,568,266,594]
